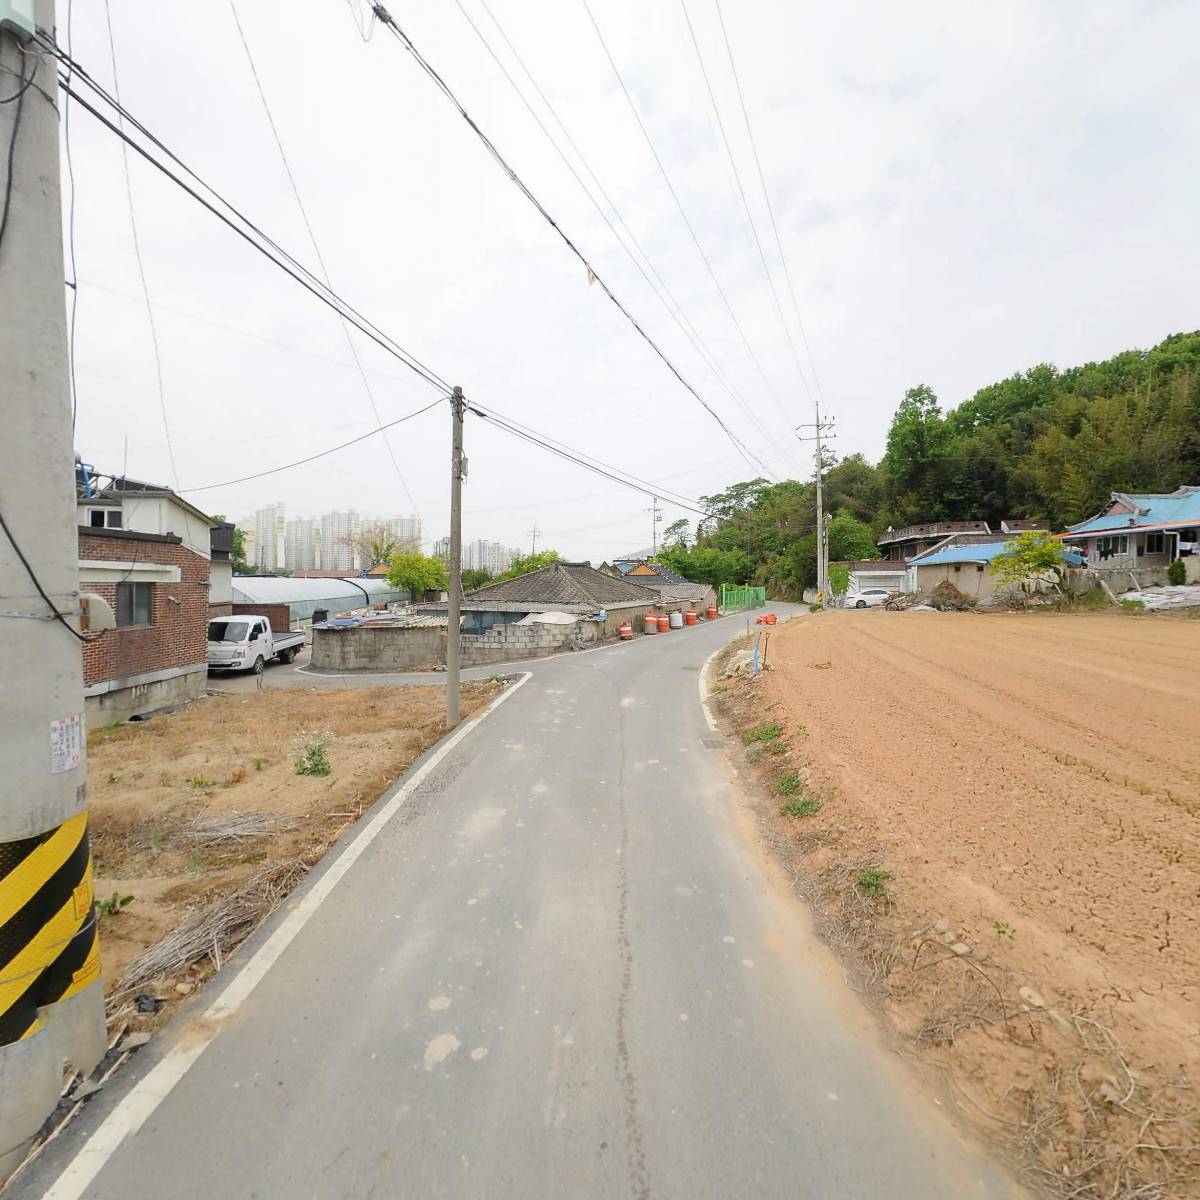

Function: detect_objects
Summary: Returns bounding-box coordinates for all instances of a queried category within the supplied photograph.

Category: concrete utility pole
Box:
[0,4,105,1179]
[796,405,836,602]
[528,522,540,556]
[446,387,465,727]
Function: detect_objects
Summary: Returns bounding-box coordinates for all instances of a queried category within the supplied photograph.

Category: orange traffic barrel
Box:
[619,621,633,640]
[643,613,657,635]
[656,613,670,633]
[685,610,697,626]
[765,613,778,625]
[706,604,718,621]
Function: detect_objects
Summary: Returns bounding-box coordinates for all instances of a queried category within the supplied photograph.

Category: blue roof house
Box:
[1061,487,1200,570]
[907,535,1084,600]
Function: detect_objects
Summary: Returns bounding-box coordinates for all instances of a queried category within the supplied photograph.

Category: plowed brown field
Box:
[732,609,1200,1197]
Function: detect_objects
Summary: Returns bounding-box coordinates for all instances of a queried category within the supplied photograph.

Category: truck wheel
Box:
[279,648,295,664]
[252,656,265,675]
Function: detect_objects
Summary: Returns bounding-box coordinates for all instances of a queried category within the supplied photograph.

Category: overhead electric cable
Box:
[466,403,714,517]
[54,74,450,396]
[40,33,453,394]
[580,0,795,428]
[229,0,423,522]
[62,0,81,429]
[456,0,791,477]
[715,0,827,406]
[366,4,776,482]
[178,398,441,493]
[102,0,179,490]
[679,0,813,404]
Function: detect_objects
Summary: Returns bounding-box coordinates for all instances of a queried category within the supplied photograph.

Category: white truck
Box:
[206,615,306,674]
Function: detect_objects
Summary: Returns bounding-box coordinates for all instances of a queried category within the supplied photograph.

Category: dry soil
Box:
[716,609,1199,1199]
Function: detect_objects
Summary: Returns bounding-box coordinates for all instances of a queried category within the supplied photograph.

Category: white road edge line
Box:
[699,646,722,733]
[41,672,533,1200]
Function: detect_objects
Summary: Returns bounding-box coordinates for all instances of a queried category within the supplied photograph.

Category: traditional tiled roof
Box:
[462,561,660,607]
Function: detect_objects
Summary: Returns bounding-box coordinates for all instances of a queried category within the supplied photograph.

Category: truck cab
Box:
[207,616,305,674]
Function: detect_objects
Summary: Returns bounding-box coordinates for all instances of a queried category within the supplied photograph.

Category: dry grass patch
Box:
[88,683,500,1031]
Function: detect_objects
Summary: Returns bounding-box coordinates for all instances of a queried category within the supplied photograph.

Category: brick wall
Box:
[80,532,209,689]
[231,603,292,631]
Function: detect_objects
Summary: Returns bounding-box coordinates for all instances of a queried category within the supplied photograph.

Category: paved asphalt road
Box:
[19,609,1020,1199]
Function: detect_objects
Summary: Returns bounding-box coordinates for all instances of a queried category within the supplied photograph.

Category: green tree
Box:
[495,549,561,582]
[662,518,691,548]
[387,552,448,599]
[828,563,850,599]
[827,511,878,562]
[989,531,1066,606]
[461,568,494,591]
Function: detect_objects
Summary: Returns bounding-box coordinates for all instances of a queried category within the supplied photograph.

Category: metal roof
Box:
[915,542,1084,568]
[232,575,406,620]
[1065,487,1200,534]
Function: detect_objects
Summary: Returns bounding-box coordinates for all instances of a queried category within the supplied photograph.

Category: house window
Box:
[87,509,122,529]
[115,582,152,627]
[1095,535,1128,560]
[1145,533,1166,555]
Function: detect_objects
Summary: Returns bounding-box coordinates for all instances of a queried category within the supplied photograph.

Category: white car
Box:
[846,587,891,609]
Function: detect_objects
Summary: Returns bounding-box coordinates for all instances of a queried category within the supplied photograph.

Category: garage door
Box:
[855,573,905,592]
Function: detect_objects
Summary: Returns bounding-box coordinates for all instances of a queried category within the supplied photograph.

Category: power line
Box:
[51,64,451,396]
[0,38,29,253]
[229,0,423,522]
[679,0,814,405]
[579,0,796,434]
[468,400,717,513]
[366,4,775,482]
[102,0,179,490]
[466,402,714,518]
[715,0,827,408]
[178,397,442,493]
[458,0,787,479]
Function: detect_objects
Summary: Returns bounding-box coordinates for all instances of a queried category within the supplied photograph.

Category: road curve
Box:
[16,608,1020,1199]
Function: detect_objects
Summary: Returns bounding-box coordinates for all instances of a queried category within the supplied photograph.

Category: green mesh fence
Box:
[719,584,767,611]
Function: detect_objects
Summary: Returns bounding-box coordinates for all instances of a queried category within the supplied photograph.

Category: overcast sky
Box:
[65,0,1198,559]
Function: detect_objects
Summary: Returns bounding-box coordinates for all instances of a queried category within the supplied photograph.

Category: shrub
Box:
[1119,598,1145,614]
[856,868,891,899]
[1168,558,1186,585]
[742,722,782,744]
[294,731,333,777]
[776,772,802,796]
[780,797,821,818]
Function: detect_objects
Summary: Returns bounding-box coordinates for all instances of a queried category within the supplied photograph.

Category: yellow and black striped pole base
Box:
[0,812,100,1049]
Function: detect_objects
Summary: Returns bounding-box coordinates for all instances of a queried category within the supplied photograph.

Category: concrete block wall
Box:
[312,625,444,672]
[457,619,597,667]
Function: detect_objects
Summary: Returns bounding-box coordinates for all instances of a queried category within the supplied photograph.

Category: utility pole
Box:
[0,5,105,1178]
[646,496,662,556]
[528,522,540,556]
[796,405,836,602]
[446,387,465,727]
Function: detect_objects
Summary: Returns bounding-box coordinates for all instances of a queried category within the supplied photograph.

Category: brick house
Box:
[76,473,215,721]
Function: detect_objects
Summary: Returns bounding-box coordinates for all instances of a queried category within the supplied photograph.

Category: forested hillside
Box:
[659,330,1200,596]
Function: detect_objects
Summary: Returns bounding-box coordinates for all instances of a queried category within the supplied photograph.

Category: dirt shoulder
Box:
[711,610,1199,1199]
[88,682,499,1032]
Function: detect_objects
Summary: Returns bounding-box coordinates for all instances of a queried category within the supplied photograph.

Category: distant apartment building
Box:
[321,510,361,572]
[250,503,286,572]
[284,518,321,572]
[381,514,422,553]
[432,536,450,562]
[463,539,513,576]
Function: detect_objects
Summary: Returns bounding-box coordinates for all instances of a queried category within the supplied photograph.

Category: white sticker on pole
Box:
[50,714,83,773]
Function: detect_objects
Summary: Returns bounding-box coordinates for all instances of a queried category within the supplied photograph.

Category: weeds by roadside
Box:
[293,731,333,777]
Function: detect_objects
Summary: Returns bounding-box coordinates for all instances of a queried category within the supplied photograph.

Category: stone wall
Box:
[312,624,444,672]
